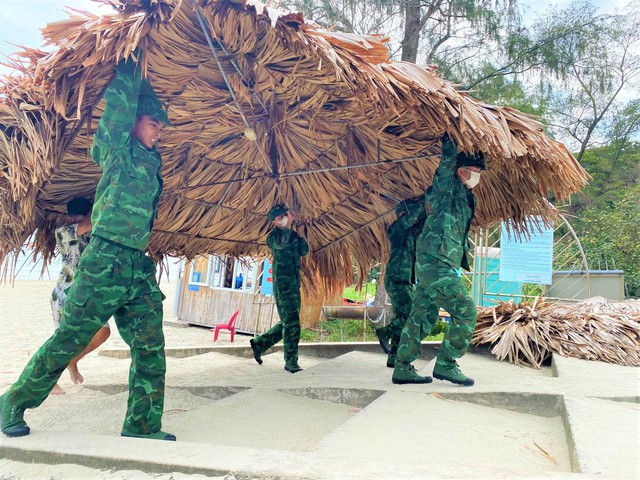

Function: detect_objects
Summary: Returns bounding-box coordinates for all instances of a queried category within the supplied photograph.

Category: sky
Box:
[0,1,108,69]
[0,0,633,73]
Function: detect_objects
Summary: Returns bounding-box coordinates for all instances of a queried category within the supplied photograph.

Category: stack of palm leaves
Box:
[0,0,589,293]
[473,298,640,368]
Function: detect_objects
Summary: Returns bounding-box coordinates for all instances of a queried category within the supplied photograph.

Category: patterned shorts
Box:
[51,286,67,330]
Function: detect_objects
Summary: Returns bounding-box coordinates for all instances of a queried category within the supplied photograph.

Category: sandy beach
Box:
[0,280,233,479]
[0,279,225,381]
[1,281,637,480]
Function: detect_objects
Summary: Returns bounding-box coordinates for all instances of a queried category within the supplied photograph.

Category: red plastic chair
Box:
[211,309,240,342]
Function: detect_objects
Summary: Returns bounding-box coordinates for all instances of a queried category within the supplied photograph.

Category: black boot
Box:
[375,327,392,354]
[284,364,303,373]
[121,430,177,441]
[249,339,263,365]
[0,394,30,438]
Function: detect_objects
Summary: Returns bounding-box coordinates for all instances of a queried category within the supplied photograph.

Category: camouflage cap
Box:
[268,205,289,221]
[137,94,171,125]
[456,151,485,170]
[136,80,171,125]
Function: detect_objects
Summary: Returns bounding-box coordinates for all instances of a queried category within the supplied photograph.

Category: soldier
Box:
[50,197,112,395]
[392,133,484,386]
[0,53,175,440]
[250,206,309,373]
[375,194,428,368]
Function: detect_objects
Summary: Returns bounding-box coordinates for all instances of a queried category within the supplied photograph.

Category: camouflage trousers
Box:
[396,257,477,366]
[3,236,166,435]
[252,280,301,367]
[383,281,423,353]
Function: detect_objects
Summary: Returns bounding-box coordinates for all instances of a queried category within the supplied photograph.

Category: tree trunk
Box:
[401,0,422,63]
[373,276,386,306]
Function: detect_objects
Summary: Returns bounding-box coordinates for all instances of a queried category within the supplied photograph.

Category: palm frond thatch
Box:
[0,0,589,292]
[473,298,640,368]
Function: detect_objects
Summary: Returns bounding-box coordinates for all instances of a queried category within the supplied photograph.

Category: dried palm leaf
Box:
[0,0,589,293]
[473,298,640,368]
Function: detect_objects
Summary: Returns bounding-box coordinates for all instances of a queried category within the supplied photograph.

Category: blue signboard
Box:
[260,259,273,296]
[500,217,554,285]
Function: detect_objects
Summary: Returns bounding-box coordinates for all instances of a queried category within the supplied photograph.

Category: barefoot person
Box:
[50,198,111,394]
[1,52,174,440]
[250,206,309,373]
[392,133,484,386]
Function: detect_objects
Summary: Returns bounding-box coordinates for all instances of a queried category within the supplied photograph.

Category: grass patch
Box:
[300,319,448,343]
[343,283,377,303]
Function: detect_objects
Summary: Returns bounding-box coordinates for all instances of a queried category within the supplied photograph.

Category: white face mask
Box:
[464,170,481,189]
[278,216,289,228]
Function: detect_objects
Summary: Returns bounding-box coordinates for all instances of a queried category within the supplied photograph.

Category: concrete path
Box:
[1,339,638,479]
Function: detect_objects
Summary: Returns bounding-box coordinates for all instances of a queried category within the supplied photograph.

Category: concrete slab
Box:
[552,355,640,399]
[314,389,572,474]
[166,387,356,450]
[1,347,638,479]
[562,396,640,478]
[0,429,591,480]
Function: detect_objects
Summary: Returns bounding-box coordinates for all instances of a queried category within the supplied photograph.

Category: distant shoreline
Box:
[5,252,183,282]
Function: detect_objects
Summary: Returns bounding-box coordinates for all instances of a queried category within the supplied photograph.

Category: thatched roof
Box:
[473,298,640,368]
[0,0,588,290]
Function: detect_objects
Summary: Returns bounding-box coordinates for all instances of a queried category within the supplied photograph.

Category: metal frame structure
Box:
[468,214,591,305]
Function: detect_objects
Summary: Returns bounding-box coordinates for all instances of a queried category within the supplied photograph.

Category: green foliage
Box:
[300,328,321,342]
[575,142,640,210]
[343,282,377,302]
[522,283,543,298]
[302,319,378,342]
[574,184,640,297]
[606,100,640,149]
[570,142,640,297]
[470,63,548,116]
[300,319,447,342]
[524,1,640,159]
[428,320,447,339]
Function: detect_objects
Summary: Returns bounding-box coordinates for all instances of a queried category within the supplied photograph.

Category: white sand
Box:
[1,281,619,479]
[0,280,233,479]
[0,279,231,385]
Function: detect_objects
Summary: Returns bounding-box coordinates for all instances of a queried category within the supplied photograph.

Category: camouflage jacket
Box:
[90,58,163,251]
[267,227,309,289]
[384,195,427,286]
[417,136,476,270]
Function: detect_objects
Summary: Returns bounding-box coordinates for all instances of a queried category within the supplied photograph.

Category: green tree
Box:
[469,63,548,115]
[520,1,640,161]
[573,141,640,210]
[605,99,640,159]
[286,0,522,64]
[570,142,640,297]
[574,184,640,297]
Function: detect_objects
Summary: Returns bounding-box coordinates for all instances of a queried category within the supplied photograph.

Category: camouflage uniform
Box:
[379,195,427,356]
[395,134,479,377]
[252,225,309,369]
[1,57,170,437]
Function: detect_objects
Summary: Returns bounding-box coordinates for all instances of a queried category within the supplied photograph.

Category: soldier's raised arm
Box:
[90,56,143,167]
